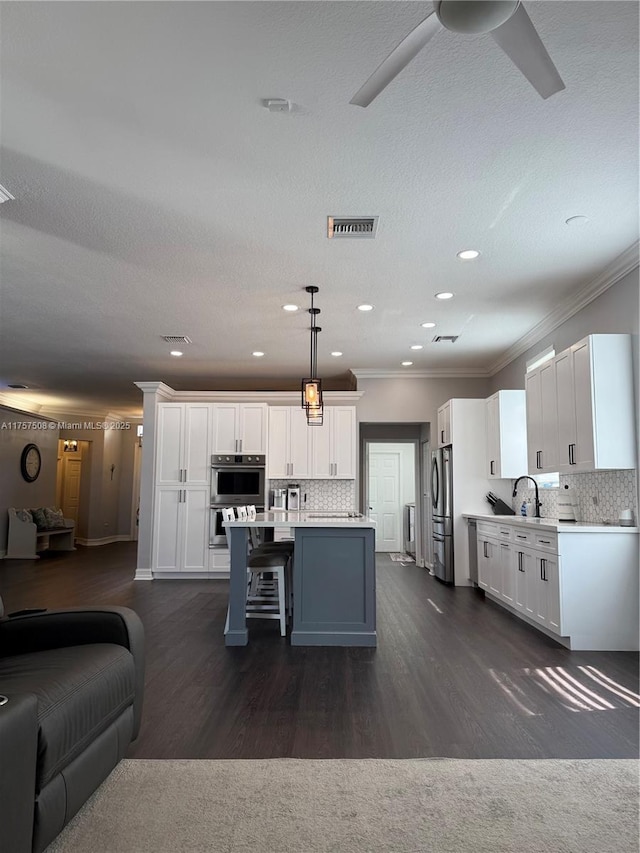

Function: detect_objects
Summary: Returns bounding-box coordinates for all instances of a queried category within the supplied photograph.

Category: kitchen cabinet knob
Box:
[490,460,495,475]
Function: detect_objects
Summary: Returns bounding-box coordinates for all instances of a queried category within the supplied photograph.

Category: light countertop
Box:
[224,511,376,529]
[463,513,638,534]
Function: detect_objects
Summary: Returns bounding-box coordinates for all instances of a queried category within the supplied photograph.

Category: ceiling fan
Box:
[350,0,565,107]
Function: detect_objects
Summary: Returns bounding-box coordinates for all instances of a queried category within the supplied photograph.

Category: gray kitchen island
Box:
[223,511,377,647]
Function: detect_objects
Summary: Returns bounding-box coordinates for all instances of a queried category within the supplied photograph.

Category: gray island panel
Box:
[291,527,376,647]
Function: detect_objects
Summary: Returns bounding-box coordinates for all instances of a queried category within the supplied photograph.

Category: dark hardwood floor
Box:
[1,543,638,760]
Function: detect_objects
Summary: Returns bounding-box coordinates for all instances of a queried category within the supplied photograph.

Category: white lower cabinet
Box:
[478,521,562,634]
[477,534,498,592]
[471,517,638,651]
[498,541,514,606]
[153,487,209,573]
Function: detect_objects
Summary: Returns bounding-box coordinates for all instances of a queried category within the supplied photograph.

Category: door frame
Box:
[362,437,421,564]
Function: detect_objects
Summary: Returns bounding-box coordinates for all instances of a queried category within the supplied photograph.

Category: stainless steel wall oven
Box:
[210,454,266,547]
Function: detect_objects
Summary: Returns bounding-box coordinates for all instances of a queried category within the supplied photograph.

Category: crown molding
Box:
[164,389,364,404]
[350,367,490,380]
[488,241,640,376]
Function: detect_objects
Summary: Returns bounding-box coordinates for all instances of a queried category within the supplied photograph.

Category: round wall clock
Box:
[20,443,42,482]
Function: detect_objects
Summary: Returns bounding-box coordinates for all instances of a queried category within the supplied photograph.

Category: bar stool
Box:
[248,525,294,618]
[223,507,288,637]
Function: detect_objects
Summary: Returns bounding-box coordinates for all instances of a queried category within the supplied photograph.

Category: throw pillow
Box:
[15,508,33,524]
[31,507,48,530]
[44,507,66,528]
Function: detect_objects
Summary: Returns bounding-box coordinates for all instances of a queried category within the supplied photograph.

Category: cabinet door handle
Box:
[536,450,542,470]
[490,460,495,475]
[541,558,547,581]
[569,443,576,465]
[239,439,242,453]
[441,430,445,444]
[516,534,526,540]
[539,539,551,545]
[518,552,524,572]
[483,541,489,558]
[183,468,187,482]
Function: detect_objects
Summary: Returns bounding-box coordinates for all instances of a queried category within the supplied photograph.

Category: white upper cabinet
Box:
[437,402,451,447]
[485,390,527,479]
[311,406,356,479]
[212,403,267,455]
[267,407,311,479]
[156,403,211,485]
[554,334,636,472]
[525,360,558,474]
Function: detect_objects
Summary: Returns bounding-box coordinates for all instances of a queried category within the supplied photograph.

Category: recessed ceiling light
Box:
[410,345,423,350]
[331,351,343,357]
[565,215,589,226]
[252,351,265,357]
[357,304,374,312]
[435,292,454,300]
[282,304,299,312]
[421,321,436,329]
[457,249,480,260]
[401,361,413,367]
[170,351,183,357]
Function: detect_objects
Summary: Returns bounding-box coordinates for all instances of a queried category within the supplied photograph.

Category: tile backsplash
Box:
[268,479,356,511]
[513,469,638,525]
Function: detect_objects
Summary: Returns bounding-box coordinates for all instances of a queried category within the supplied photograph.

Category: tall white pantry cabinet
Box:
[153,404,213,574]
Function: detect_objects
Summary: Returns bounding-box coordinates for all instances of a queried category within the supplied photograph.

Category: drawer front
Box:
[497,526,512,539]
[533,532,557,552]
[210,548,230,569]
[512,529,532,545]
[477,522,497,537]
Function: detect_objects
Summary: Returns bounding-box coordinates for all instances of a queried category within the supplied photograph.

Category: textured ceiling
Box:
[0,1,638,417]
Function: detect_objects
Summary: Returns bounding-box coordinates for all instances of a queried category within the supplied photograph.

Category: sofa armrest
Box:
[0,693,38,853]
[0,607,145,738]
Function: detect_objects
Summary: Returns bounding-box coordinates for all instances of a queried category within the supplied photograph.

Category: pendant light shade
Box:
[301,287,324,425]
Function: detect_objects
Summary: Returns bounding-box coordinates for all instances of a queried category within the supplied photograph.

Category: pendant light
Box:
[301,286,323,426]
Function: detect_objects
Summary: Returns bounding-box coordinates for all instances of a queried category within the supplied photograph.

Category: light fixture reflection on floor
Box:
[301,286,323,426]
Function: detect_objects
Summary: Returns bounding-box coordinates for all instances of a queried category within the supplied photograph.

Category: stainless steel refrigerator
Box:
[431,446,454,583]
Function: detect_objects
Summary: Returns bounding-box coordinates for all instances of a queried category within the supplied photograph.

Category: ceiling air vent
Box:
[327,216,378,239]
[432,335,459,344]
[162,335,192,344]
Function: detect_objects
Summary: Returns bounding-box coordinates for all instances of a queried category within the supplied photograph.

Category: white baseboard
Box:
[152,570,230,580]
[75,535,133,547]
[135,567,154,581]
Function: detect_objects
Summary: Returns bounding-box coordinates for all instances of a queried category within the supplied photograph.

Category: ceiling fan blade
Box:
[489,2,565,99]
[350,13,443,107]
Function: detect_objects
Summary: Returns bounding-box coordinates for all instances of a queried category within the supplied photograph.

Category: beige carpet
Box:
[46,758,639,853]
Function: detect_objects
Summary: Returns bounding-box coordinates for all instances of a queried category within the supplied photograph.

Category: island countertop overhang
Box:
[224,511,376,529]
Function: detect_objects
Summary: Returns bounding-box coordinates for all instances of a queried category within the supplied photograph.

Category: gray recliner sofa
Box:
[0,594,144,853]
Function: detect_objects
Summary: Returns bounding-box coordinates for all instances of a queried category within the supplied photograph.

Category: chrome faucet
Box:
[512,476,542,518]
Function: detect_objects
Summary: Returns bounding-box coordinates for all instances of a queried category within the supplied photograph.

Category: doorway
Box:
[366,442,416,555]
[360,423,429,566]
[56,440,85,526]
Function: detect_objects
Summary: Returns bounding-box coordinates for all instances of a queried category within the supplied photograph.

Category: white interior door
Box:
[62,457,82,524]
[368,452,401,552]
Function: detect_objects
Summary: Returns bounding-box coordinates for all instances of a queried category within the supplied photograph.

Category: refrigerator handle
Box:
[431,456,439,511]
